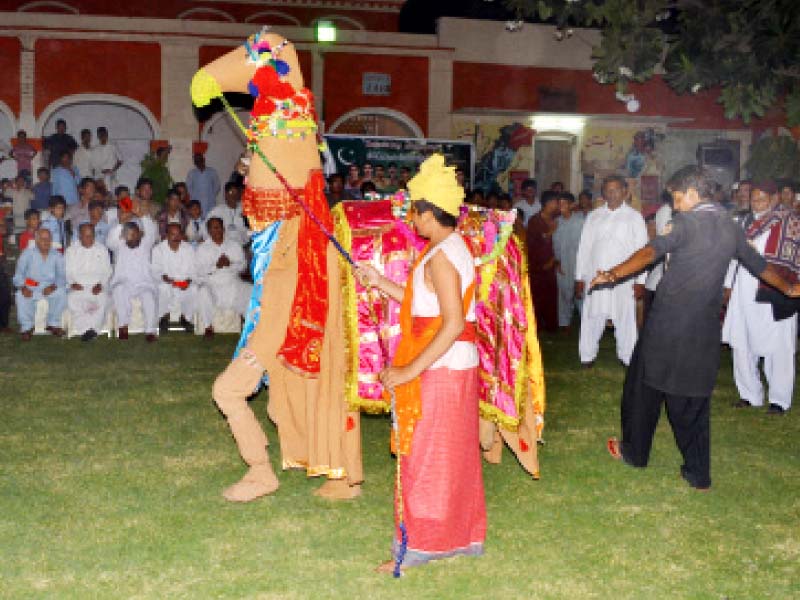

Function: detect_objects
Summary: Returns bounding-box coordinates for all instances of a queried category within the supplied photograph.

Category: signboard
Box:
[362,73,392,96]
[323,134,474,190]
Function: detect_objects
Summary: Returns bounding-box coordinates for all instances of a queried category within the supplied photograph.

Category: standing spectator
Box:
[387,163,400,191]
[66,223,112,341]
[513,178,540,230]
[196,217,252,338]
[41,196,69,251]
[157,188,189,240]
[51,151,79,209]
[18,208,40,252]
[13,228,66,340]
[526,190,560,332]
[643,194,673,321]
[186,153,220,217]
[151,223,197,334]
[575,175,648,367]
[185,200,205,245]
[344,164,361,198]
[361,162,374,185]
[325,173,351,208]
[498,193,512,211]
[10,174,33,232]
[205,182,247,246]
[553,192,585,332]
[777,181,796,210]
[723,181,797,415]
[107,221,158,341]
[0,220,10,333]
[73,129,93,179]
[44,119,78,168]
[373,165,389,192]
[399,165,412,190]
[577,190,593,216]
[733,179,752,217]
[550,181,565,194]
[175,182,190,209]
[31,167,52,210]
[139,146,173,206]
[9,130,38,182]
[90,126,122,191]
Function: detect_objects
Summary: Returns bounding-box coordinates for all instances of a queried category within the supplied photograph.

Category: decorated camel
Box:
[191,28,545,503]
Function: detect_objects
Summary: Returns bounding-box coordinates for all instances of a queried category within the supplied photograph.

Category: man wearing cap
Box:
[723,180,798,415]
[357,154,486,572]
[13,228,67,340]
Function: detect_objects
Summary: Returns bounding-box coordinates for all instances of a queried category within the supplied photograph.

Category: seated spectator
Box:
[88,201,109,246]
[398,166,412,190]
[66,223,112,342]
[0,220,9,333]
[18,208,40,251]
[107,221,158,341]
[41,196,69,251]
[9,130,37,183]
[135,177,158,219]
[185,200,205,245]
[205,182,247,246]
[550,181,565,193]
[778,181,796,210]
[151,223,196,334]
[578,190,593,216]
[197,217,252,338]
[13,228,66,340]
[498,193,513,211]
[373,164,389,192]
[344,164,361,199]
[106,185,131,227]
[10,174,32,232]
[157,188,189,240]
[31,168,52,210]
[68,177,95,226]
[485,191,500,209]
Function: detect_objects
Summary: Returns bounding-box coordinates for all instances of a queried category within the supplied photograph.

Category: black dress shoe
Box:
[733,399,753,409]
[81,329,97,342]
[581,361,595,369]
[159,316,170,333]
[179,316,195,334]
[767,403,786,415]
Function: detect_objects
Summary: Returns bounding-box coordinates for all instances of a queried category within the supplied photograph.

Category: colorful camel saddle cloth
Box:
[332,197,545,437]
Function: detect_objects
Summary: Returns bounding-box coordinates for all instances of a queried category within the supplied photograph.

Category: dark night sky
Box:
[398,0,521,34]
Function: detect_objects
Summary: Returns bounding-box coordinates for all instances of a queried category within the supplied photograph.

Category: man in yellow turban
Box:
[357,154,487,572]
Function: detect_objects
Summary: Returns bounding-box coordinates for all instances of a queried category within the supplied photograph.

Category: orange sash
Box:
[388,243,476,455]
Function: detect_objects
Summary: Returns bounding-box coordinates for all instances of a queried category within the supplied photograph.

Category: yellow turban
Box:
[407,154,465,217]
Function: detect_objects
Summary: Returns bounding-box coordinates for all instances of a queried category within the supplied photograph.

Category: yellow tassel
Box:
[190,69,223,108]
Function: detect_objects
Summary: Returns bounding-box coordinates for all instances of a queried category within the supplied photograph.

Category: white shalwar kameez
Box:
[106,225,158,333]
[66,241,112,335]
[196,238,252,330]
[553,212,585,327]
[151,240,198,320]
[575,202,648,365]
[722,229,797,410]
[205,205,249,246]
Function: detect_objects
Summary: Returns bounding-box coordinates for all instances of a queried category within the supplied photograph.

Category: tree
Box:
[501,0,800,126]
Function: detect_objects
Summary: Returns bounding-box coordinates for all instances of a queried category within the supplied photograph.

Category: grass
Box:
[1,327,798,599]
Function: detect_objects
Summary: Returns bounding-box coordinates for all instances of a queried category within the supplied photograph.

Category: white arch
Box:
[245,10,302,26]
[17,1,79,14]
[36,94,161,138]
[312,15,366,31]
[329,107,424,138]
[178,7,236,22]
[0,100,17,134]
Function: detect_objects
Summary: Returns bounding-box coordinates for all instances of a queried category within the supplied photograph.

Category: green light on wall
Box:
[315,20,337,43]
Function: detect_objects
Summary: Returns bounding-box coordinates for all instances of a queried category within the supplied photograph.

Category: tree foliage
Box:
[501,0,800,125]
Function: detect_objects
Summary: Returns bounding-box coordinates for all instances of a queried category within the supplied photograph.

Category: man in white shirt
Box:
[205,181,248,246]
[73,129,93,179]
[643,199,673,320]
[151,223,197,333]
[575,175,648,366]
[90,126,122,191]
[512,178,541,231]
[197,217,252,337]
[66,223,112,341]
[107,220,158,341]
[9,174,33,232]
[722,181,796,415]
[186,153,220,217]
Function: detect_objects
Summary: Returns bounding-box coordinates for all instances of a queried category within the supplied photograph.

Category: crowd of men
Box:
[518,175,799,416]
[0,120,251,342]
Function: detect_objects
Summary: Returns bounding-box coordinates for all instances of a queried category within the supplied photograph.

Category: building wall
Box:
[0,37,21,114]
[34,39,162,120]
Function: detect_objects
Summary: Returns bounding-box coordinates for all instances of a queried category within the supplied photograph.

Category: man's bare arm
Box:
[590,246,656,289]
[759,264,800,297]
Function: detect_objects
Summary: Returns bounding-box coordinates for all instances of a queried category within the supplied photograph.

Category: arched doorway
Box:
[38,95,158,192]
[201,108,250,195]
[329,108,424,138]
[0,101,17,180]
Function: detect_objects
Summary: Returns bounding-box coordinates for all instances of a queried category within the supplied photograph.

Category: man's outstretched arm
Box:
[590,246,656,290]
[759,265,800,297]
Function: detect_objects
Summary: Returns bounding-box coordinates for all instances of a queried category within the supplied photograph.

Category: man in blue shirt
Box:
[41,196,69,251]
[31,167,52,210]
[13,227,67,340]
[51,151,79,208]
[186,153,220,217]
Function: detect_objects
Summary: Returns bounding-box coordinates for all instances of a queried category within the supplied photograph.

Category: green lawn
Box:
[1,328,798,599]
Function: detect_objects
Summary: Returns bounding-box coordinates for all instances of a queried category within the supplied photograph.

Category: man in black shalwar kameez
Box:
[591,167,800,490]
